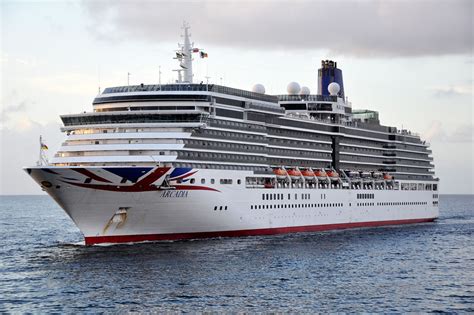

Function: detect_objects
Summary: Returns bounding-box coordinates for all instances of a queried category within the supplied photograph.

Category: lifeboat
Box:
[314,169,327,180]
[360,171,371,179]
[287,169,302,179]
[326,170,340,181]
[301,169,315,179]
[273,168,288,179]
[383,173,393,180]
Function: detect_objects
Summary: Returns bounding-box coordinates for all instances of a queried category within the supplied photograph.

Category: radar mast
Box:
[174,22,194,83]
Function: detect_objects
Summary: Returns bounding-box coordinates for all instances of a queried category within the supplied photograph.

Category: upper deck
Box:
[97,84,279,104]
[86,83,426,145]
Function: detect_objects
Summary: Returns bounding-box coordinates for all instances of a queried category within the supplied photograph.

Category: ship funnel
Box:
[317,60,344,98]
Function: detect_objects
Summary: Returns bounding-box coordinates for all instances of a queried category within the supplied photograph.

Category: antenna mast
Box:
[159,65,162,85]
[182,22,193,83]
[174,22,194,83]
[37,135,49,166]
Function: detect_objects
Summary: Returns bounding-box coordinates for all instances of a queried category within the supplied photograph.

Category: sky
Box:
[0,0,473,195]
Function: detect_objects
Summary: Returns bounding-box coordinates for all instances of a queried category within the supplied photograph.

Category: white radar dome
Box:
[300,86,311,95]
[252,83,266,94]
[328,82,340,96]
[287,82,301,95]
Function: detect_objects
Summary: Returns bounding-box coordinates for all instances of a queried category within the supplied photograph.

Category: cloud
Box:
[423,121,473,143]
[432,85,472,97]
[27,73,97,95]
[449,124,474,143]
[422,120,445,142]
[0,100,30,124]
[82,0,472,57]
[0,52,40,68]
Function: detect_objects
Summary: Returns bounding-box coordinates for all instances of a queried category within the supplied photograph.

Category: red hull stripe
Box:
[85,217,436,245]
[174,185,220,191]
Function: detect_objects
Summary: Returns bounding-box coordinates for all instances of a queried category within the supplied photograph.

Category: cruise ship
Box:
[26,25,439,245]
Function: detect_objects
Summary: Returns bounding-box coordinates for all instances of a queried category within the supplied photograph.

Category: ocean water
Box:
[0,195,472,313]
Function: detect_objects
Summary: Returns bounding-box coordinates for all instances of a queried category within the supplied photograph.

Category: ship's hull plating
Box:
[27,166,439,245]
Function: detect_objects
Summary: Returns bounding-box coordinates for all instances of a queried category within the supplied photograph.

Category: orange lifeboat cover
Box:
[273,168,287,176]
[288,169,302,177]
[327,170,339,177]
[314,169,327,177]
[301,170,314,177]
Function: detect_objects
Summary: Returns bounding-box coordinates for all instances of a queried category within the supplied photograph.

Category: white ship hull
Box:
[27,166,439,245]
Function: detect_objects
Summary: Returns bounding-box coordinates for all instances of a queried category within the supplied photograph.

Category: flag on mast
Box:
[39,136,48,150]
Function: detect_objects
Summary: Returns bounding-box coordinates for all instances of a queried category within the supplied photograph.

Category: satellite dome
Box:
[252,83,266,94]
[300,86,310,95]
[287,82,301,95]
[328,82,340,96]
